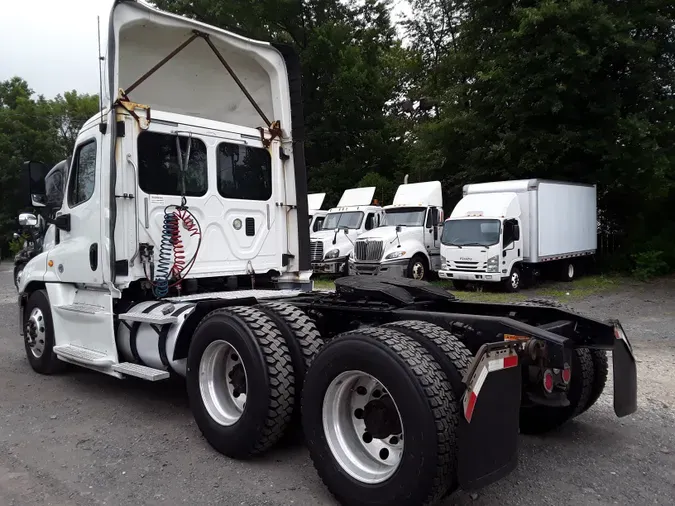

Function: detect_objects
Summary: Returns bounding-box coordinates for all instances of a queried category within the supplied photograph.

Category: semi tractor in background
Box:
[308,192,327,233]
[350,180,443,280]
[309,187,384,275]
[15,2,636,506]
[439,179,597,291]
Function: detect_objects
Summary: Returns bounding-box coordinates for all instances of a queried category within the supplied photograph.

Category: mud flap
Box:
[458,343,521,490]
[611,321,638,417]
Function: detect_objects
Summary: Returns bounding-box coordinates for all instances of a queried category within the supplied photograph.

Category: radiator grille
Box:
[354,240,384,261]
[310,241,324,261]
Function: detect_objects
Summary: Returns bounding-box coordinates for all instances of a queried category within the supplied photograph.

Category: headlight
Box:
[487,254,499,273]
[385,250,406,260]
[325,249,340,260]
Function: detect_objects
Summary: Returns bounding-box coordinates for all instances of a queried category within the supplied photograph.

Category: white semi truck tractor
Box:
[350,181,444,280]
[439,179,597,291]
[309,187,384,275]
[16,3,636,506]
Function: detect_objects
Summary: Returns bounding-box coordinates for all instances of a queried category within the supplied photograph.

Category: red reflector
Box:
[503,355,518,368]
[465,392,477,422]
[562,366,571,384]
[543,370,554,393]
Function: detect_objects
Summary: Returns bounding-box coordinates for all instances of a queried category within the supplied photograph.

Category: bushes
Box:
[631,251,670,281]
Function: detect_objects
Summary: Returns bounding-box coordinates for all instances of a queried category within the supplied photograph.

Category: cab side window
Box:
[68,140,97,207]
[365,213,376,230]
[313,217,325,232]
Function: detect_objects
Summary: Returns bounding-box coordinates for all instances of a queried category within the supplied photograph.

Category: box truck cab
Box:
[308,192,327,233]
[309,187,383,275]
[350,181,443,280]
[439,180,597,291]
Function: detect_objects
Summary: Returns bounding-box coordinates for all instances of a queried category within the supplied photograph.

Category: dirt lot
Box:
[0,265,673,506]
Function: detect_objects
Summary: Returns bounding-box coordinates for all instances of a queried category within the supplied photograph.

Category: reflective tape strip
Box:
[463,351,519,423]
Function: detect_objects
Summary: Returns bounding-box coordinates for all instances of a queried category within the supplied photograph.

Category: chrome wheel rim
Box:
[199,340,247,426]
[25,308,46,358]
[411,261,425,280]
[511,271,520,289]
[568,264,574,279]
[323,371,404,484]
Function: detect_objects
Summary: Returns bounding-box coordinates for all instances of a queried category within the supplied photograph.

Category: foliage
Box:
[0,78,99,257]
[8,235,26,257]
[1,0,674,276]
[631,250,670,281]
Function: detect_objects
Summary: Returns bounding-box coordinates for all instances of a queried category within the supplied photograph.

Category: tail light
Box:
[561,364,571,384]
[543,369,554,393]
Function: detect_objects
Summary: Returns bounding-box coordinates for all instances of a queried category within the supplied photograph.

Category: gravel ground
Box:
[0,263,673,506]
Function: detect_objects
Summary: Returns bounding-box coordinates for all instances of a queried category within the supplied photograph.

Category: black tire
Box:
[560,261,575,282]
[502,265,521,292]
[256,302,324,430]
[303,327,455,506]
[186,306,295,458]
[581,350,608,414]
[519,347,594,434]
[521,298,609,414]
[383,320,472,397]
[451,280,469,291]
[23,290,66,374]
[406,254,428,281]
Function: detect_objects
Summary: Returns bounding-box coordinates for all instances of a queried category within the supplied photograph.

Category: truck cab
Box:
[307,192,327,234]
[439,192,522,290]
[350,181,443,280]
[309,187,383,275]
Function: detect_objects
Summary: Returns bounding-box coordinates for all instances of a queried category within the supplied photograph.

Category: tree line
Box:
[2,0,674,275]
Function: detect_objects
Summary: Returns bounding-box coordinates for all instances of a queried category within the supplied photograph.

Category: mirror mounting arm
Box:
[45,214,71,232]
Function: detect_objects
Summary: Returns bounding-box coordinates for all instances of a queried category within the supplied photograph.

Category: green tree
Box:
[408,0,675,261]
[51,91,100,158]
[0,79,100,256]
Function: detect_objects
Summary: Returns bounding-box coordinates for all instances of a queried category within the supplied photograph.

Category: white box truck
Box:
[439,179,597,291]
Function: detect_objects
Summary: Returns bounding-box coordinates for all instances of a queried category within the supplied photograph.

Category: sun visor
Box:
[337,187,376,208]
[308,193,326,211]
[108,0,292,131]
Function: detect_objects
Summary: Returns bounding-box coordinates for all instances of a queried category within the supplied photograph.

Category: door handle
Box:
[89,243,98,271]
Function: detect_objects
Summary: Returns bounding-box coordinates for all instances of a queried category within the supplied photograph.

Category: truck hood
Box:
[310,229,358,256]
[355,226,425,260]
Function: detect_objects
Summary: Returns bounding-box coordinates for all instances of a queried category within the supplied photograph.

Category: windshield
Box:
[383,208,426,227]
[322,211,364,230]
[442,219,501,247]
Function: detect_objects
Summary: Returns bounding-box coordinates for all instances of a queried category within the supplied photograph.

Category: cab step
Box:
[118,312,178,325]
[54,303,106,315]
[53,344,114,366]
[112,363,169,381]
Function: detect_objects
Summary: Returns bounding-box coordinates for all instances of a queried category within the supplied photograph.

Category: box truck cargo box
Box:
[439,180,597,291]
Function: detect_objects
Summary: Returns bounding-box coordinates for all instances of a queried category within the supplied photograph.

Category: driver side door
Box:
[46,129,103,285]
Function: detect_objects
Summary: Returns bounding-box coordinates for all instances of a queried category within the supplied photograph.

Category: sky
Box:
[0,0,411,99]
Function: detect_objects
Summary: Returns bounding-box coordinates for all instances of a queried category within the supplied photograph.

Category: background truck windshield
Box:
[384,208,426,227]
[322,211,364,230]
[442,219,501,247]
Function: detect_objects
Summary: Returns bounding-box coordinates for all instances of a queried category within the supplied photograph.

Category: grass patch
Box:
[312,278,336,290]
[310,274,625,301]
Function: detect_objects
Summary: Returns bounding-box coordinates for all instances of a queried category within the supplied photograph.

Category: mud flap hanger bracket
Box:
[114,30,279,144]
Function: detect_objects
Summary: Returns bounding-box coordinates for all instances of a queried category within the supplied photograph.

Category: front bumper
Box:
[311,256,349,275]
[438,269,500,283]
[350,259,408,277]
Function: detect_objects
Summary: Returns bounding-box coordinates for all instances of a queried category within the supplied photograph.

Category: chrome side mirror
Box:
[18,213,38,227]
